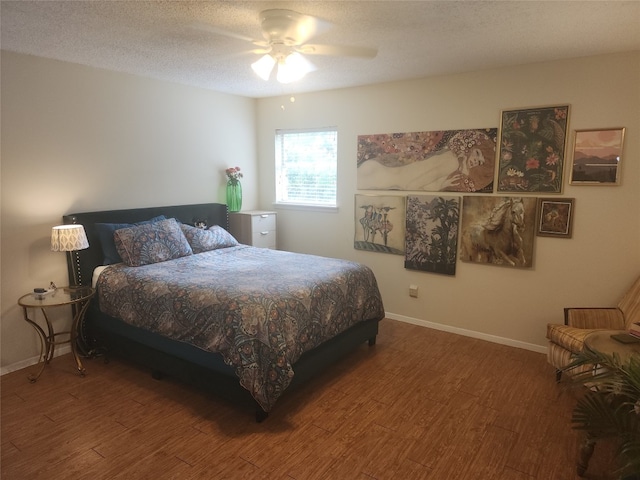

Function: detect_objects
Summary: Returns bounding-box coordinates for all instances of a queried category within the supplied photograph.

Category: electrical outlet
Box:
[409,284,418,298]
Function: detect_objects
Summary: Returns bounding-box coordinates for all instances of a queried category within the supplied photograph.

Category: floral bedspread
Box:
[96,245,385,411]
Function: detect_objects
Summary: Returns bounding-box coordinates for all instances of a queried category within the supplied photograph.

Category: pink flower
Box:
[526,158,540,170]
[225,167,243,182]
[555,108,567,120]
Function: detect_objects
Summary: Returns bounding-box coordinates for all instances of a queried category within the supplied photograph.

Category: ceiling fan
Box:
[200,9,378,83]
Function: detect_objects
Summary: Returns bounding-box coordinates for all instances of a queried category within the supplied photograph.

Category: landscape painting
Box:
[459,196,537,268]
[354,194,405,255]
[570,128,625,185]
[357,128,497,193]
[405,195,460,275]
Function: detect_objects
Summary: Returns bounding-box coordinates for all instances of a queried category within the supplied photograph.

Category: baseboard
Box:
[2,317,546,375]
[385,312,547,354]
[1,345,72,376]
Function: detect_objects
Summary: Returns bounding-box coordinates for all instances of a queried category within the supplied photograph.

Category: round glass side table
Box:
[584,329,640,362]
[18,286,95,382]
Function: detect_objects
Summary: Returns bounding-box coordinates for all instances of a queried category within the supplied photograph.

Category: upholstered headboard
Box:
[62,203,229,287]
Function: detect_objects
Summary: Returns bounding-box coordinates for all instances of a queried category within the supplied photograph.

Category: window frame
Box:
[274,127,339,211]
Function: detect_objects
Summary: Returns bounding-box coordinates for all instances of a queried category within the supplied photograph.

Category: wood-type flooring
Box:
[1,319,617,479]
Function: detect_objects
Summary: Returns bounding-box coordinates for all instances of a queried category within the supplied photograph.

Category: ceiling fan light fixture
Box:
[251,54,276,80]
[276,52,315,84]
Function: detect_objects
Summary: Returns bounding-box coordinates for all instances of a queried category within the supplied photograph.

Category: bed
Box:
[63,203,384,421]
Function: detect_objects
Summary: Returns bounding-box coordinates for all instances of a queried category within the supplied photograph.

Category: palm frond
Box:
[564,349,640,477]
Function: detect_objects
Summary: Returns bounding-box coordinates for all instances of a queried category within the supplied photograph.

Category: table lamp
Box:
[51,224,89,287]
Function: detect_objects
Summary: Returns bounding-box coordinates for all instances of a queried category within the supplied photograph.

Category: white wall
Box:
[256,52,640,352]
[2,50,638,371]
[1,51,257,369]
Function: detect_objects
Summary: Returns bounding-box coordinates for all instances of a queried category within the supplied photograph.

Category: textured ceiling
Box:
[2,1,639,98]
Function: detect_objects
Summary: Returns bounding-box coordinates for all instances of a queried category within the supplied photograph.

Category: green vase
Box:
[226,180,242,212]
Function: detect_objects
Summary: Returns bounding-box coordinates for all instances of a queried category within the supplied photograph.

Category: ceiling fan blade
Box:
[259,9,332,46]
[250,47,272,55]
[190,21,264,45]
[296,44,378,58]
[291,13,332,45]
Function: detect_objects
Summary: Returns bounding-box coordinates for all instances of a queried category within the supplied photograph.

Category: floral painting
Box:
[354,194,405,255]
[497,105,569,193]
[357,128,497,193]
[459,196,537,268]
[537,198,574,238]
[405,195,460,275]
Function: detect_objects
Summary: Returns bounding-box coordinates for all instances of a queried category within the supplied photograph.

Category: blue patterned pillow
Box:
[96,215,166,264]
[114,218,193,267]
[180,224,239,253]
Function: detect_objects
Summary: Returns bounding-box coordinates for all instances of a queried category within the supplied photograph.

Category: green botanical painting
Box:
[497,105,569,193]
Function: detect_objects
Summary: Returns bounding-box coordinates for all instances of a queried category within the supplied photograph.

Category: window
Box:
[275,128,337,208]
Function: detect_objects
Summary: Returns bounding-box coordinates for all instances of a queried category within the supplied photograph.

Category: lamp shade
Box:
[276,52,315,84]
[251,54,276,81]
[251,51,316,83]
[51,225,89,252]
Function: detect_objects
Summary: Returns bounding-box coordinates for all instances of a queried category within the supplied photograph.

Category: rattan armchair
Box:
[546,275,640,380]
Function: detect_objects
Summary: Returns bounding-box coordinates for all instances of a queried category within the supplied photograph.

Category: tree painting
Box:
[405,195,460,275]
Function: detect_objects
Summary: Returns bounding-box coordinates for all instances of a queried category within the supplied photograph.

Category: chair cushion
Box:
[547,342,593,376]
[546,324,605,353]
[619,275,640,329]
[547,342,574,371]
[566,308,625,329]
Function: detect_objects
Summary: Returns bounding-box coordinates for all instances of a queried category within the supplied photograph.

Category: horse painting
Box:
[459,196,536,268]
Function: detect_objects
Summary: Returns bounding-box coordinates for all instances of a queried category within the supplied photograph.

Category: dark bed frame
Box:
[63,203,380,422]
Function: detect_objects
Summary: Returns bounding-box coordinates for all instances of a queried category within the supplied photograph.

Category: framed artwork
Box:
[497,105,569,193]
[537,198,574,238]
[405,195,460,275]
[357,128,497,193]
[570,128,625,185]
[354,194,406,255]
[459,196,537,268]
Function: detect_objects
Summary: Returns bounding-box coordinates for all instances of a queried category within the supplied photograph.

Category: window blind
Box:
[275,128,337,207]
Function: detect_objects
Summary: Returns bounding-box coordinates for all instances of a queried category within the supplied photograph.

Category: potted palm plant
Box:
[565,350,640,479]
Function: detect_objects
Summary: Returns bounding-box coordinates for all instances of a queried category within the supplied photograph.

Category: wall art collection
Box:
[354,104,625,274]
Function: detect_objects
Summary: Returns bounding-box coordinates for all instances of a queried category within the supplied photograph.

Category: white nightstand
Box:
[229,211,277,249]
